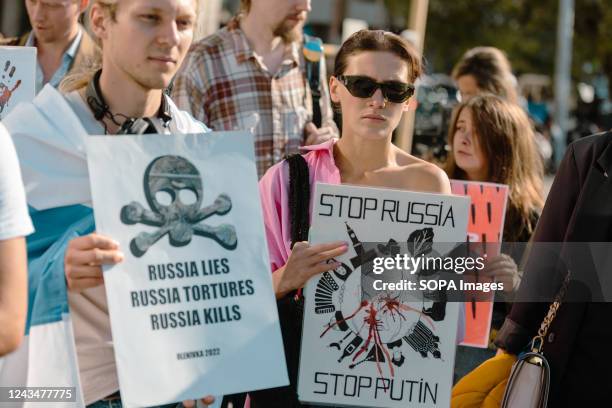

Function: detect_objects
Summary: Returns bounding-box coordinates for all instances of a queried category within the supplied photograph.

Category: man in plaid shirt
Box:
[172,0,338,177]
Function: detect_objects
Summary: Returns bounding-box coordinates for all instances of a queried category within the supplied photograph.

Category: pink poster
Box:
[451,180,509,348]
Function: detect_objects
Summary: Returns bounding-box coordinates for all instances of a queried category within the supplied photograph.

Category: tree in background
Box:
[385,0,610,95]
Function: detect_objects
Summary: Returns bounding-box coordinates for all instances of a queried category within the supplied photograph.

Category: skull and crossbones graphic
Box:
[120,155,237,257]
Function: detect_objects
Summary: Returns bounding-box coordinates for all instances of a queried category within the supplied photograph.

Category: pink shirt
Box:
[259,139,341,273]
[255,140,465,408]
[245,140,339,408]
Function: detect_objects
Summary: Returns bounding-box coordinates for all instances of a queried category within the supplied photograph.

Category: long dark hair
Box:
[445,94,544,241]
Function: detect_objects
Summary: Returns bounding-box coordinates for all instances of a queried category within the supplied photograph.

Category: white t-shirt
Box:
[0,123,34,241]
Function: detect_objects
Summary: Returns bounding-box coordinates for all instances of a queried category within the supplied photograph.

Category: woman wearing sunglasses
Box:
[251,29,451,408]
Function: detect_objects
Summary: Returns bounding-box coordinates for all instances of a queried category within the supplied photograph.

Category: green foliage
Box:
[384,0,611,80]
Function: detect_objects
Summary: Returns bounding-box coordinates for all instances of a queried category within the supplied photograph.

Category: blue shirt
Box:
[26,28,83,94]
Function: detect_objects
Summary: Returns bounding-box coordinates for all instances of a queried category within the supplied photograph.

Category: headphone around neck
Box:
[85,69,173,134]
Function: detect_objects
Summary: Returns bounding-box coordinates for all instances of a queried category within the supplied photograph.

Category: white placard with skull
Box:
[0,46,36,120]
[86,132,288,407]
[298,183,469,407]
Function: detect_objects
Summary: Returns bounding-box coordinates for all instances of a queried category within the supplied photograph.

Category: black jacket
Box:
[495,130,612,407]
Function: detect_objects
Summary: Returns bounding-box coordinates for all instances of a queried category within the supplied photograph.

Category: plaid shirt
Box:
[172,18,337,177]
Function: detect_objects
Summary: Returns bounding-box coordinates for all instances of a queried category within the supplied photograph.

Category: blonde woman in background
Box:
[451,46,518,104]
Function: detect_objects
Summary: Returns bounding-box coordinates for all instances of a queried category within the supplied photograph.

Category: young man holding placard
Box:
[2,0,218,406]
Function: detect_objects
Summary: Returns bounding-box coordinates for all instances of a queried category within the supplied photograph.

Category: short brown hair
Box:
[445,94,544,240]
[452,46,518,104]
[333,30,422,83]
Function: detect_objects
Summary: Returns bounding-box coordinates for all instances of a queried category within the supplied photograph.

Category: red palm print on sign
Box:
[451,180,509,348]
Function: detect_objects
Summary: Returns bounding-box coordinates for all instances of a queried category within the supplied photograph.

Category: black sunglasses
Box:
[336,75,415,103]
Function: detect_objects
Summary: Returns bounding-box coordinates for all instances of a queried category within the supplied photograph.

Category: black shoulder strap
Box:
[286,154,310,246]
[249,156,310,408]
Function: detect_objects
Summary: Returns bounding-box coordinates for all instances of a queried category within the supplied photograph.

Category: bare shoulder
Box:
[394,148,451,194]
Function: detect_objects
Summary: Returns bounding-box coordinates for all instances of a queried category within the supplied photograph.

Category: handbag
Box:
[451,273,570,408]
[501,272,570,408]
